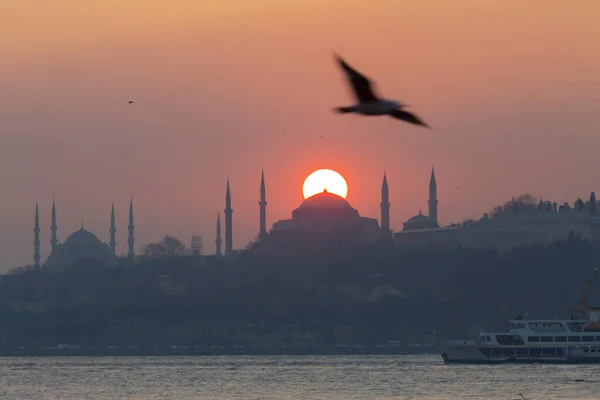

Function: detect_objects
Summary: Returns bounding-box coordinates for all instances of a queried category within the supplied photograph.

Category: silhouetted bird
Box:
[333,53,430,128]
[128,101,134,104]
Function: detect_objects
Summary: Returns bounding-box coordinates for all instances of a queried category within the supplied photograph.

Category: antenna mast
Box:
[569,268,598,319]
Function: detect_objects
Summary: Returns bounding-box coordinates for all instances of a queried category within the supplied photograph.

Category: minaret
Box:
[224,178,233,256]
[109,201,116,256]
[259,168,267,239]
[50,197,57,254]
[215,212,222,256]
[380,171,390,236]
[33,202,40,268]
[127,197,135,259]
[428,166,438,226]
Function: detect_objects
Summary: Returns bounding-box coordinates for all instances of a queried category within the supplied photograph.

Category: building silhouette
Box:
[215,212,223,257]
[224,178,233,256]
[402,167,440,231]
[259,168,268,240]
[380,172,390,237]
[33,199,135,270]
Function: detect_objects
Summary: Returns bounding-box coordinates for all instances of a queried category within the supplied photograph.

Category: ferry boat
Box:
[438,269,600,364]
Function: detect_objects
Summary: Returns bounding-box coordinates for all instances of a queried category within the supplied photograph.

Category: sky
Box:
[1,0,600,270]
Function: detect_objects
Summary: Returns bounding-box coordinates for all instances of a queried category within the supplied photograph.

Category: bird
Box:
[128,101,134,104]
[333,53,430,128]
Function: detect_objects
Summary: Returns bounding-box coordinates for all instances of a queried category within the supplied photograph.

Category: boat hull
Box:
[438,340,600,365]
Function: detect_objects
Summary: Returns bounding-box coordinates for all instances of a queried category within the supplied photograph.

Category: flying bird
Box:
[128,101,134,104]
[333,54,430,128]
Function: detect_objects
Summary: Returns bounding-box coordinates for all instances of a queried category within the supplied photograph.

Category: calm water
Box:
[0,354,597,399]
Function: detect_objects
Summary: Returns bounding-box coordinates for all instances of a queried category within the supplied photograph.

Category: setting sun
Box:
[302,169,348,199]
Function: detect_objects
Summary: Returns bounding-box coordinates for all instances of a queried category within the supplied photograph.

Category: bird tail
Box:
[334,106,355,113]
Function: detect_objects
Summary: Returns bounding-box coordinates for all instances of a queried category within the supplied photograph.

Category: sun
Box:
[302,169,348,199]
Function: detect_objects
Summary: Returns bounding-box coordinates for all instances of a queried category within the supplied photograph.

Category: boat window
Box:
[554,336,567,342]
[496,335,524,345]
[540,336,553,342]
[582,336,594,342]
[480,336,486,341]
[528,336,540,342]
[584,349,589,353]
[486,336,491,341]
[568,336,581,342]
[596,336,600,342]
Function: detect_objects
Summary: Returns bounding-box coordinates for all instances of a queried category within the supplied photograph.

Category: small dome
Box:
[299,190,353,210]
[64,227,103,247]
[405,212,431,224]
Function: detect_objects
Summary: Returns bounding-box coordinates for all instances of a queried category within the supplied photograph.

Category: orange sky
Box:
[1,0,600,270]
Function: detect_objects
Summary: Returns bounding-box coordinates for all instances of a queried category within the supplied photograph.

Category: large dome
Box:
[293,190,360,221]
[64,227,104,247]
[298,190,353,210]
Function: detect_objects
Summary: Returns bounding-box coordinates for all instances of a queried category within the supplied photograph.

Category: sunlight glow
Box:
[302,169,348,199]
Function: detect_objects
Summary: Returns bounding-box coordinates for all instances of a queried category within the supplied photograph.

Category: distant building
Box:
[190,234,203,255]
[34,199,136,271]
[216,170,389,255]
[46,225,115,269]
[402,167,439,231]
[224,178,233,256]
[395,189,600,251]
[269,189,382,245]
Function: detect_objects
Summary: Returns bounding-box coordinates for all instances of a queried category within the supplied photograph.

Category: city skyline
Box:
[18,166,600,271]
[1,0,600,270]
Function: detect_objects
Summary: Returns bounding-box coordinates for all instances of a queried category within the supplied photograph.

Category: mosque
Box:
[213,170,391,255]
[212,168,439,255]
[32,199,136,271]
[401,169,439,231]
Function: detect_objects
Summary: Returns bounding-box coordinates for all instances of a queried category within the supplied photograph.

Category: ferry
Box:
[438,268,600,364]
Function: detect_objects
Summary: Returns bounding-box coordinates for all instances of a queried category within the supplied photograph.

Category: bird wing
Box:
[389,109,430,128]
[335,55,379,103]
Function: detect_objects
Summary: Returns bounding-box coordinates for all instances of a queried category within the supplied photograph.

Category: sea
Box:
[0,354,596,399]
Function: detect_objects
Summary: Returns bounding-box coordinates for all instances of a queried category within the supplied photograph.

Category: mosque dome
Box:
[402,210,439,231]
[298,190,353,210]
[293,190,360,220]
[64,227,104,247]
[404,211,430,224]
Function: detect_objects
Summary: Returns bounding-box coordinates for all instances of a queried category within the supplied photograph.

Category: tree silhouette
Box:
[142,235,188,259]
[490,193,538,217]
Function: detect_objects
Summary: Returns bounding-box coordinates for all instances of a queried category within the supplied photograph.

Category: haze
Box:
[1,0,599,270]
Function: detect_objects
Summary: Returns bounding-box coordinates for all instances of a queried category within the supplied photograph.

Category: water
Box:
[0,354,596,399]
